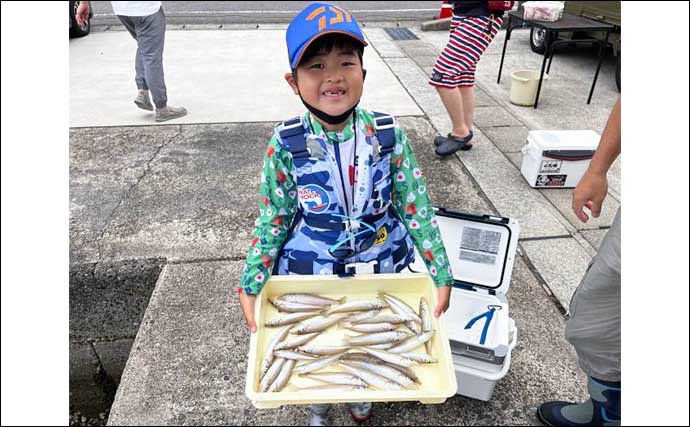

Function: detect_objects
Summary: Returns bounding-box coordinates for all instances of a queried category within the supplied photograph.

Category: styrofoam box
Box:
[245,273,458,408]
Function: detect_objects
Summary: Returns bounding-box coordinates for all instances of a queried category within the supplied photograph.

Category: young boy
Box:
[238,3,454,424]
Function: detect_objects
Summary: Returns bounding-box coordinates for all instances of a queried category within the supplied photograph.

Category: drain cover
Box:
[384,27,419,41]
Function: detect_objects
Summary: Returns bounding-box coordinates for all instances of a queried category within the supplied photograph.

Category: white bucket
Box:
[510,70,547,107]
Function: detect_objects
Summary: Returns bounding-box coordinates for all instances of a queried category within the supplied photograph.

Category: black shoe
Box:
[434,131,473,147]
[435,131,473,157]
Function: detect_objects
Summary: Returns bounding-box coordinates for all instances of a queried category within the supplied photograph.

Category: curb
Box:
[421,18,451,31]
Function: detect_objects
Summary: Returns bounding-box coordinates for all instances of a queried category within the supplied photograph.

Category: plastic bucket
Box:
[510,70,547,107]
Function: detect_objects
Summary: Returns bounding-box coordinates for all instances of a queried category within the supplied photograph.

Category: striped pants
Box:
[429,14,502,88]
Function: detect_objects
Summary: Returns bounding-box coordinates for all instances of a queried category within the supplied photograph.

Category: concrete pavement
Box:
[69,19,620,425]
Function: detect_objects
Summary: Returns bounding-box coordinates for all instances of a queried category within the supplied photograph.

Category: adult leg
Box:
[117,15,148,91]
[537,208,621,426]
[133,7,167,109]
[566,207,621,382]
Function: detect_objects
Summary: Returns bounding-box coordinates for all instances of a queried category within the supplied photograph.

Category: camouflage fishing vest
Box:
[273,111,414,276]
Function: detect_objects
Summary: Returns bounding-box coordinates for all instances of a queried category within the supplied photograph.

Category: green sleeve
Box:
[390,127,454,287]
[239,136,298,295]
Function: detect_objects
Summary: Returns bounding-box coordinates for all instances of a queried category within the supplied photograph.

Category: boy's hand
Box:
[238,289,257,333]
[572,169,608,223]
[75,1,90,28]
[434,285,451,318]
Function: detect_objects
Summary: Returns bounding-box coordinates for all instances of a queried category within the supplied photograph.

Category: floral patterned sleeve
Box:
[239,135,298,295]
[390,127,454,287]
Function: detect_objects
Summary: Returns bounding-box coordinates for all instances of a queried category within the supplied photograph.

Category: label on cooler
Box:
[535,174,567,187]
[458,227,501,265]
[540,159,562,173]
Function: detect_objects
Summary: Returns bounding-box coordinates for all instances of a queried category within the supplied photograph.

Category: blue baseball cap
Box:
[286,3,367,69]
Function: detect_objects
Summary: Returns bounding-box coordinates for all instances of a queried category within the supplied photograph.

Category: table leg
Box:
[497,18,513,84]
[534,36,552,109]
[587,33,608,104]
[546,31,558,74]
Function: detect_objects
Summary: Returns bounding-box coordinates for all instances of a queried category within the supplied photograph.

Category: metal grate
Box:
[384,27,419,41]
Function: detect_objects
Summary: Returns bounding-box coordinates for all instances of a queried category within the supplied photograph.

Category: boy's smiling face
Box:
[286,44,364,125]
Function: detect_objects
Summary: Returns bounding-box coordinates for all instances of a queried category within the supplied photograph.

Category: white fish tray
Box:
[245,273,458,408]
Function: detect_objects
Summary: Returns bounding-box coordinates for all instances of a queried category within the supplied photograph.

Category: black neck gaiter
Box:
[299,93,359,125]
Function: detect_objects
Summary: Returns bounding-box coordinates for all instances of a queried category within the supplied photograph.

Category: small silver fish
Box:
[342,322,397,333]
[293,354,343,374]
[344,309,381,323]
[360,347,417,368]
[419,297,433,355]
[378,292,422,323]
[367,342,397,350]
[389,331,435,354]
[269,298,324,313]
[292,313,349,334]
[273,332,320,351]
[273,350,318,361]
[345,359,417,389]
[398,352,437,363]
[260,325,292,380]
[343,330,413,346]
[267,359,296,392]
[324,299,388,315]
[278,293,345,307]
[404,319,423,335]
[342,353,421,384]
[265,311,320,327]
[293,384,368,392]
[299,372,367,386]
[351,312,414,325]
[259,357,286,392]
[298,345,350,356]
[339,362,404,391]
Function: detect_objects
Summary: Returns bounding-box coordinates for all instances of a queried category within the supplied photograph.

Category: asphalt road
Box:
[90,1,442,26]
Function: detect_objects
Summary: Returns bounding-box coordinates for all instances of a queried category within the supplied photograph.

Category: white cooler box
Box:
[409,208,520,401]
[521,130,600,188]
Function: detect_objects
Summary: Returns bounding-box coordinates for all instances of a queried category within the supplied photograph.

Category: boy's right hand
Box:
[238,289,257,333]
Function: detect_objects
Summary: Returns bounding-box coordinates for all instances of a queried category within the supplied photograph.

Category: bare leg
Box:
[435,86,471,138]
[459,86,474,133]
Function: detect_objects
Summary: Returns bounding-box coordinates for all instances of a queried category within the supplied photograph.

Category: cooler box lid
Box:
[526,130,600,152]
[408,208,519,296]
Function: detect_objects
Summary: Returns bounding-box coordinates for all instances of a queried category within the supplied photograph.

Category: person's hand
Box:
[434,285,451,318]
[238,289,257,333]
[75,1,90,28]
[572,169,608,223]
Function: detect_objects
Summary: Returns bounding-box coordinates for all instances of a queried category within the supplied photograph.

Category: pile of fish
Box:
[258,292,437,393]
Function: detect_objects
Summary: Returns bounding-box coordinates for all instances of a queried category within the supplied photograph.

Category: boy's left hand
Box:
[434,285,451,317]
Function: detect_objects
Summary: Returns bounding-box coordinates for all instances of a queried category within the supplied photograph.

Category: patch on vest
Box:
[431,71,444,82]
[374,226,388,246]
[299,184,331,213]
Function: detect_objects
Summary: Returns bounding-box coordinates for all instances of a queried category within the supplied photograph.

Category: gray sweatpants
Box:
[565,207,621,382]
[117,7,167,108]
